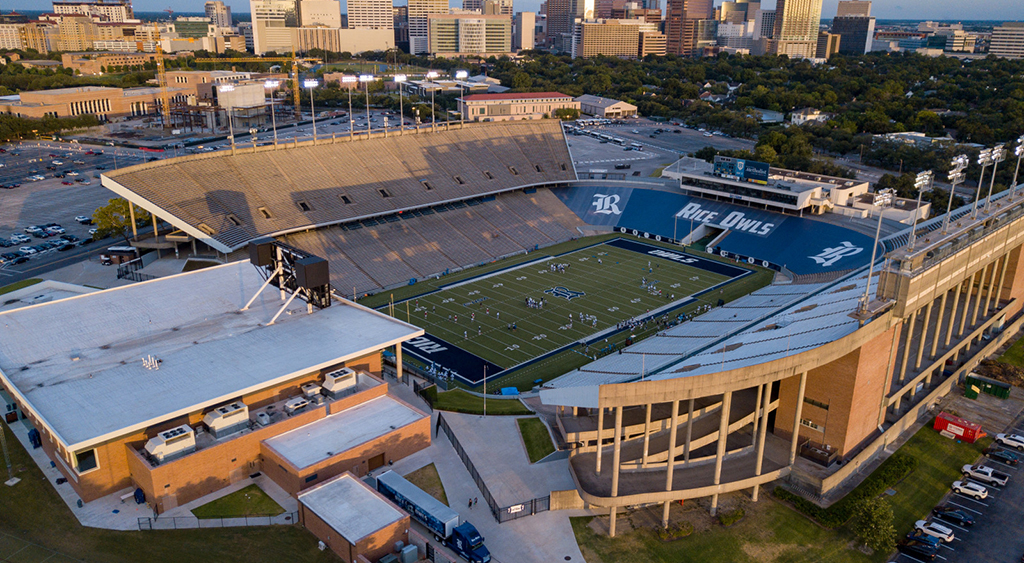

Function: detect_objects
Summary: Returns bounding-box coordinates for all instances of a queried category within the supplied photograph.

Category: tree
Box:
[511,72,532,89]
[553,108,580,120]
[853,497,897,553]
[93,198,151,245]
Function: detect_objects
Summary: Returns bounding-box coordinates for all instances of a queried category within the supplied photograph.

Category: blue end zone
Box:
[399,237,751,387]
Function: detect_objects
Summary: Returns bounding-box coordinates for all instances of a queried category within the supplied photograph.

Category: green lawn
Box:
[430,388,532,415]
[191,484,285,519]
[517,417,557,463]
[0,278,42,296]
[998,334,1024,367]
[403,463,448,506]
[0,421,340,563]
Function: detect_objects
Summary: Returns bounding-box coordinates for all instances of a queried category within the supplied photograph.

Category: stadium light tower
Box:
[984,144,1006,213]
[218,83,236,152]
[908,170,932,251]
[972,148,994,219]
[264,79,280,145]
[455,70,468,125]
[1012,135,1024,200]
[304,78,319,141]
[342,75,357,137]
[395,74,407,136]
[426,71,440,132]
[359,75,374,135]
[942,154,969,234]
[858,188,894,316]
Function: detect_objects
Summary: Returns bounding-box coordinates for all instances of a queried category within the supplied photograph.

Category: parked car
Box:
[60,234,79,242]
[932,505,975,526]
[952,480,988,499]
[897,539,938,560]
[996,433,1024,451]
[45,226,65,235]
[18,246,37,255]
[962,464,1010,486]
[10,234,29,244]
[74,216,93,224]
[24,226,43,234]
[984,446,1023,465]
[61,181,73,185]
[9,255,28,265]
[914,520,954,542]
[905,530,941,546]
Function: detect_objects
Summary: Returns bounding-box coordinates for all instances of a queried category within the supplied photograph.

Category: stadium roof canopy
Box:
[0,261,422,451]
[102,121,575,253]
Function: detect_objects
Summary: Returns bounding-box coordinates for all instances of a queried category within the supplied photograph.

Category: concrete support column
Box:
[395,344,403,384]
[958,274,976,337]
[994,253,1011,313]
[971,264,990,327]
[641,403,652,468]
[789,372,807,465]
[752,384,763,446]
[129,201,138,240]
[915,301,933,369]
[661,399,680,529]
[595,408,604,474]
[710,390,733,517]
[945,282,963,347]
[684,398,694,463]
[752,383,772,502]
[898,309,917,383]
[931,290,948,359]
[609,406,623,537]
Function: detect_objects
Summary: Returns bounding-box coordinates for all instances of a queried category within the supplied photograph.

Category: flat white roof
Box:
[0,261,422,451]
[298,473,405,544]
[264,396,425,469]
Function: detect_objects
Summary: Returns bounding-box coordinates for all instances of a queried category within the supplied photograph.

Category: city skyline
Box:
[4,0,1024,20]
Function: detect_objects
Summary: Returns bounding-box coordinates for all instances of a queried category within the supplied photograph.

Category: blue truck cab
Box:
[449,522,490,563]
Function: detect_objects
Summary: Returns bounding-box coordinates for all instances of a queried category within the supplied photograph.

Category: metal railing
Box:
[137,511,298,531]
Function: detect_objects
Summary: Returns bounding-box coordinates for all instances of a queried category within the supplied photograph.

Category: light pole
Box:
[984,144,1006,213]
[859,188,894,315]
[395,74,407,135]
[264,79,280,145]
[942,155,969,234]
[1012,136,1024,200]
[359,74,373,135]
[908,170,932,251]
[342,75,357,137]
[426,70,439,132]
[218,83,236,153]
[304,78,319,141]
[972,148,994,219]
[455,70,468,126]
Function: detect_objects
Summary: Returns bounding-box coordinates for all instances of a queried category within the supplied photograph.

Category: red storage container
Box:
[934,411,985,443]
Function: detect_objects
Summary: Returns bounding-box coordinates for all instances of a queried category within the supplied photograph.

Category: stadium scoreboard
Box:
[713,156,770,185]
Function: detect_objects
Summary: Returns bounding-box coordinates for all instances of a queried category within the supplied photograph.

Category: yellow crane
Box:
[192,54,322,120]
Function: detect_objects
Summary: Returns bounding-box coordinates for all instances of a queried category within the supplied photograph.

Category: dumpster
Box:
[934,411,985,443]
[964,373,1011,399]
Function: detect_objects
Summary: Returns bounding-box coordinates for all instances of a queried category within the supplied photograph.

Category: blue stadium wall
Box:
[552,184,876,275]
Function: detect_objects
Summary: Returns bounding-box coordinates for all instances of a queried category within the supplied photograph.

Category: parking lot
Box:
[893,424,1024,563]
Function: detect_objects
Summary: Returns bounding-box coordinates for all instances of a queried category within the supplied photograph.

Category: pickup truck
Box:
[961,464,1010,486]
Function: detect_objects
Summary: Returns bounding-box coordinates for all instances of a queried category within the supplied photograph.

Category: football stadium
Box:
[4,119,1024,545]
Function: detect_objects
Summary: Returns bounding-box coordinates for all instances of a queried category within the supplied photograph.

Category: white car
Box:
[18,246,37,255]
[51,160,63,165]
[46,226,65,234]
[996,433,1024,451]
[74,216,91,224]
[66,171,79,176]
[10,234,29,243]
[88,228,99,235]
[952,480,988,500]
[914,520,954,542]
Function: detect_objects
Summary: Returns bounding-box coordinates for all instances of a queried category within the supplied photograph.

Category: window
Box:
[75,449,98,473]
[297,200,311,212]
[340,195,351,204]
[800,418,823,431]
[804,397,829,410]
[379,189,391,198]
[560,163,567,171]
[304,473,318,483]
[257,207,272,219]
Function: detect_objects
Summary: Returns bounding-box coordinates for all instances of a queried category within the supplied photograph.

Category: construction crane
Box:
[163,8,174,19]
[151,22,172,128]
[192,54,322,120]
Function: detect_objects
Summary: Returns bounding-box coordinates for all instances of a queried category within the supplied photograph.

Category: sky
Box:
[6,0,1024,21]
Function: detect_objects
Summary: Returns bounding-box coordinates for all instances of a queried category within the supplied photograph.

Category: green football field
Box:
[385,239,741,371]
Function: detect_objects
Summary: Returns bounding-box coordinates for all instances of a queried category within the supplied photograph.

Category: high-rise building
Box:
[815,30,839,58]
[664,0,712,56]
[571,18,660,58]
[990,22,1024,59]
[250,0,298,54]
[427,14,511,56]
[835,0,869,17]
[408,0,448,53]
[299,0,342,28]
[205,1,232,27]
[753,8,774,39]
[718,0,759,23]
[0,24,24,50]
[463,0,483,10]
[348,0,393,28]
[52,0,134,23]
[545,0,593,51]
[639,29,666,56]
[482,0,514,16]
[771,0,822,59]
[513,11,535,50]
[393,6,409,43]
[831,14,873,54]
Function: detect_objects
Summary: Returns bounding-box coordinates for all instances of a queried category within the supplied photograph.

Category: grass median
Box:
[517,417,556,463]
[191,484,285,519]
[421,387,532,416]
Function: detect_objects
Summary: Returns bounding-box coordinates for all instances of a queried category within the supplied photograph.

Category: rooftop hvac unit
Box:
[300,382,323,398]
[202,401,249,439]
[284,396,310,414]
[144,424,196,463]
[322,367,358,398]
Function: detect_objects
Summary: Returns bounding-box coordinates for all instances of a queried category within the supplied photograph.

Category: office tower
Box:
[513,11,535,49]
[835,0,869,17]
[298,0,342,27]
[831,13,873,54]
[753,8,774,39]
[483,0,513,15]
[719,0,759,23]
[546,0,592,51]
[771,0,822,59]
[393,5,409,43]
[250,0,298,54]
[52,0,133,23]
[463,0,483,10]
[664,0,712,56]
[428,13,511,55]
[409,0,448,53]
[990,22,1024,59]
[348,0,393,28]
[571,18,659,58]
[205,1,232,27]
[815,31,839,58]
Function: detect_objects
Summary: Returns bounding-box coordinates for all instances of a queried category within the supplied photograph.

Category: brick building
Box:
[0,85,187,120]
[457,92,579,121]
